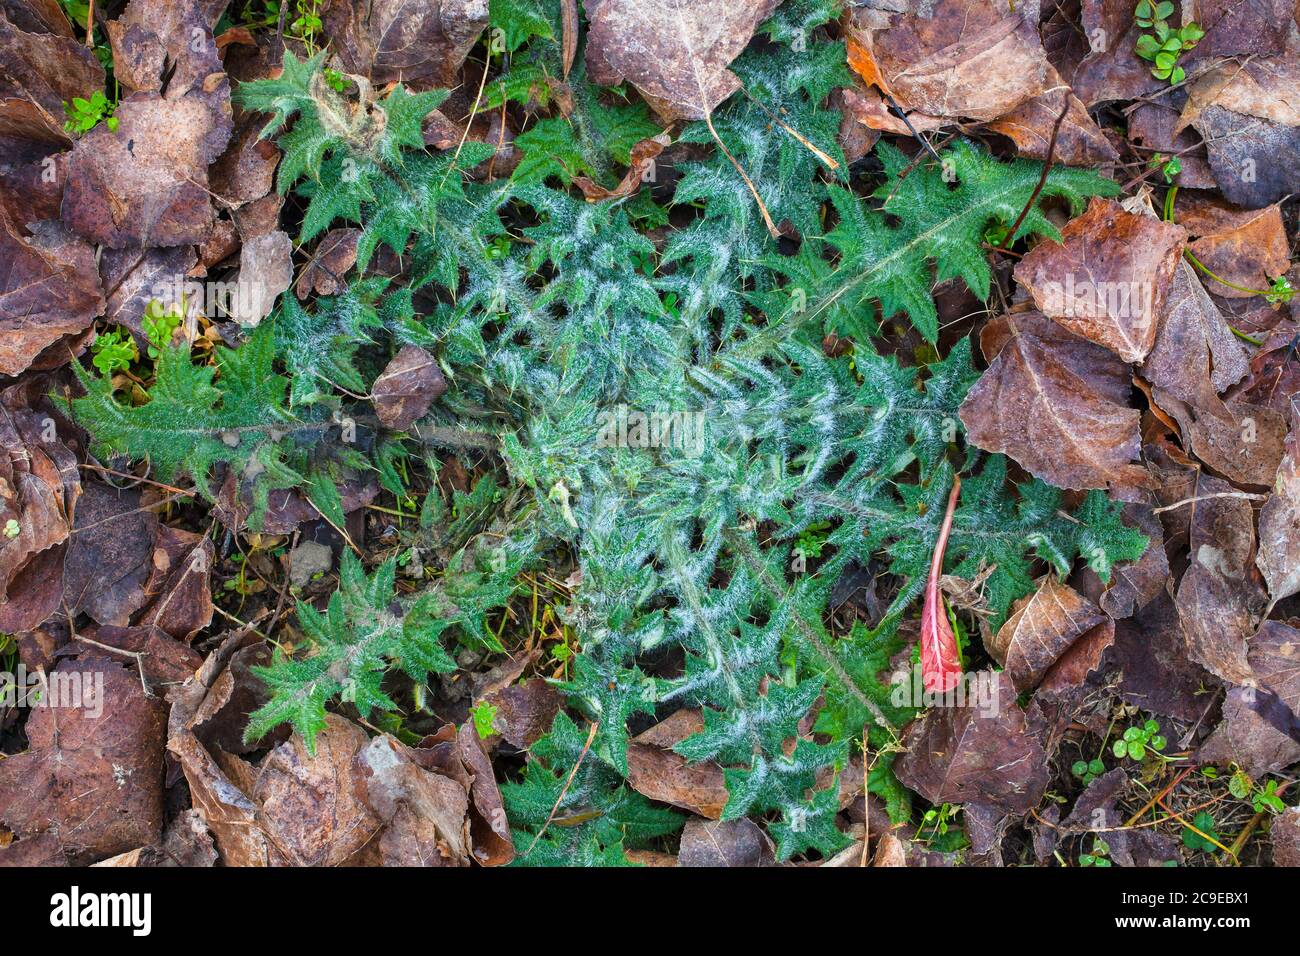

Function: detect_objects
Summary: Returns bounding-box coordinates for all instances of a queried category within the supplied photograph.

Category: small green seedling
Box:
[1079,838,1112,867]
[1148,153,1182,184]
[1113,719,1167,761]
[1252,780,1286,815]
[63,90,118,134]
[3,519,19,539]
[142,299,185,359]
[1266,276,1295,306]
[1072,758,1107,785]
[793,521,833,562]
[470,700,501,740]
[1133,2,1203,85]
[1181,810,1219,852]
[91,328,138,376]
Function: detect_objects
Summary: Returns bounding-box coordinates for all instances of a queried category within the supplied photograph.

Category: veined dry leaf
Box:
[0,11,104,124]
[372,345,448,432]
[1258,402,1300,607]
[1110,591,1218,723]
[63,484,158,627]
[846,0,1049,122]
[959,311,1150,492]
[1183,3,1294,69]
[62,93,227,248]
[985,65,1118,167]
[1177,196,1291,301]
[296,228,360,299]
[235,229,292,326]
[626,710,728,819]
[1013,197,1186,363]
[895,671,1048,815]
[1154,389,1285,488]
[583,0,780,122]
[321,0,490,88]
[1175,471,1266,686]
[0,214,105,377]
[0,657,167,864]
[1196,621,1300,777]
[678,817,774,867]
[987,576,1109,692]
[1097,503,1168,619]
[1142,260,1248,413]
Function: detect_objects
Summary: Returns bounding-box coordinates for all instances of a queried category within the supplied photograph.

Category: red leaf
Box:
[920,477,963,694]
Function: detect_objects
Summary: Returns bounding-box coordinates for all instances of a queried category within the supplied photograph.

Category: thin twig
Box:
[997,98,1071,250]
[526,720,599,854]
[1153,491,1267,514]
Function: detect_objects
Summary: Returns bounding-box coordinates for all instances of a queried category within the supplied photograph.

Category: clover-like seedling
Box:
[1072,758,1106,785]
[91,328,138,376]
[1113,719,1167,761]
[1133,2,1203,85]
[63,90,118,134]
[1252,780,1286,815]
[1079,838,1112,867]
[1181,810,1219,852]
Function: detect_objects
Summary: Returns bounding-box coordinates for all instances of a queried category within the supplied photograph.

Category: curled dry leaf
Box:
[1196,621,1300,778]
[626,709,729,819]
[919,477,962,694]
[0,657,167,864]
[0,214,105,377]
[583,0,780,122]
[1258,403,1300,607]
[895,671,1049,816]
[372,345,448,432]
[0,383,79,609]
[322,0,489,88]
[987,576,1110,693]
[296,228,360,299]
[135,524,215,642]
[1142,260,1248,413]
[846,0,1049,122]
[959,311,1150,492]
[1096,503,1168,619]
[984,65,1118,167]
[1174,471,1266,686]
[1013,197,1186,364]
[1177,196,1291,301]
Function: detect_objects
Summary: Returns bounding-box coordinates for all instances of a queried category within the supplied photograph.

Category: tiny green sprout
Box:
[1079,837,1112,867]
[1200,766,1219,780]
[91,328,138,376]
[1181,810,1219,852]
[484,236,513,261]
[323,68,348,93]
[1113,719,1167,761]
[142,298,185,359]
[1072,757,1107,785]
[63,90,118,135]
[470,700,501,739]
[3,518,19,539]
[1266,276,1294,306]
[1148,153,1182,183]
[1252,780,1286,815]
[793,521,833,562]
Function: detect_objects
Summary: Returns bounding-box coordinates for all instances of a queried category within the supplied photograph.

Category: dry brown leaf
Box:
[847,0,1049,122]
[0,214,105,377]
[1257,402,1300,608]
[1155,390,1286,488]
[372,345,448,431]
[1142,260,1248,412]
[1174,471,1266,686]
[626,710,728,819]
[959,311,1150,492]
[987,576,1110,692]
[296,228,360,300]
[894,671,1049,815]
[1196,621,1300,777]
[583,0,780,122]
[235,229,293,326]
[1178,197,1291,301]
[985,66,1118,167]
[321,0,489,88]
[677,817,774,867]
[1013,197,1186,363]
[0,657,167,864]
[1273,806,1300,867]
[62,93,227,248]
